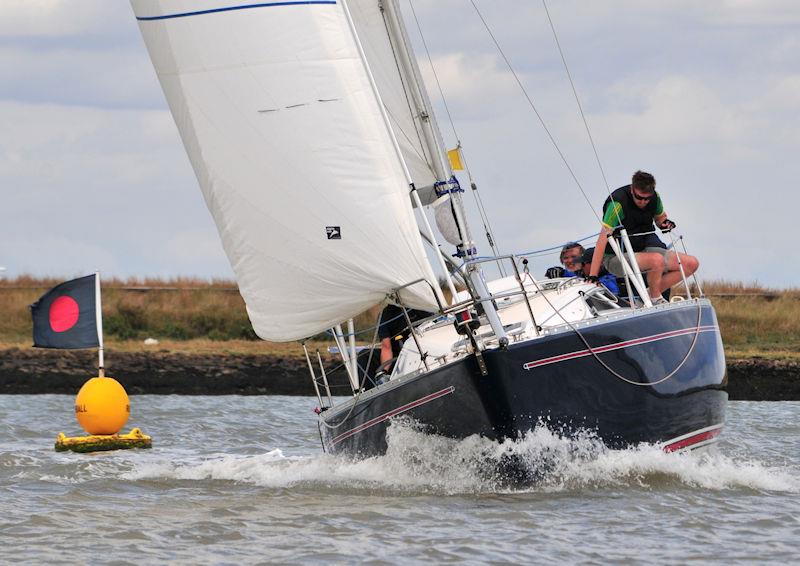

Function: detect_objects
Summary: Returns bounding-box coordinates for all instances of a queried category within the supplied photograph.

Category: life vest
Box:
[602,185,660,252]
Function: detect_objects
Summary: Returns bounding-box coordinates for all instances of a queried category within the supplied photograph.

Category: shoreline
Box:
[1,348,798,400]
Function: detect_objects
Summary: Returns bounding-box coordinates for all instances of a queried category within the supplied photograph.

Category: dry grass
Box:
[3,276,799,360]
[703,280,800,359]
[0,276,253,343]
[0,276,382,354]
[0,338,338,358]
[702,279,800,297]
[108,339,336,358]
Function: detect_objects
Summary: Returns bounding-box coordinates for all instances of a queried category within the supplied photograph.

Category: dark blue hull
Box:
[319,299,727,457]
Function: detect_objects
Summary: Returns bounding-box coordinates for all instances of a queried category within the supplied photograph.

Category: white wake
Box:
[123,419,800,495]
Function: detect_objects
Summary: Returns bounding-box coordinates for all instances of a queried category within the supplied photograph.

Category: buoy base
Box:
[55,428,152,453]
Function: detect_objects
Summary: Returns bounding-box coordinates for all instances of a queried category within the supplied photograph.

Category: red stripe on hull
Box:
[523,325,719,370]
[663,427,722,452]
[329,386,455,447]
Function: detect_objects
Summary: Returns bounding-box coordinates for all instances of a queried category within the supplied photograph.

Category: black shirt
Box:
[377,305,429,340]
[602,185,664,252]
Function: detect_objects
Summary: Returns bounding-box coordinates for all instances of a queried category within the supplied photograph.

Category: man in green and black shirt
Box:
[588,170,699,303]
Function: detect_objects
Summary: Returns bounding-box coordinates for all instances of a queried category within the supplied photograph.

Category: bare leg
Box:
[661,253,700,293]
[634,252,668,298]
[380,337,393,365]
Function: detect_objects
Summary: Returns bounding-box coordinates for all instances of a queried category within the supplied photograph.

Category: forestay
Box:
[132,0,440,341]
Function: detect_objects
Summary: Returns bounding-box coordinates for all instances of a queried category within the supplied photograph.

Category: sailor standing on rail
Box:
[587,170,699,304]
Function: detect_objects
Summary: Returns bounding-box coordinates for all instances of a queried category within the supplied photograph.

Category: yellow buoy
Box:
[74,376,130,435]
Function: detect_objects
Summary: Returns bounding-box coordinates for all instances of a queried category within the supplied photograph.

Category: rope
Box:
[522,269,704,386]
[456,232,601,270]
[516,231,600,256]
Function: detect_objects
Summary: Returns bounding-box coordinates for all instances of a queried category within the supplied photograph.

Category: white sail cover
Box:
[131,0,440,341]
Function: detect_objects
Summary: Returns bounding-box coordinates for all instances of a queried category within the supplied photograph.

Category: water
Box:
[1,396,798,564]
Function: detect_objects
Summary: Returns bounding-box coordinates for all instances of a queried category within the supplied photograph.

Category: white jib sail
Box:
[131,0,440,341]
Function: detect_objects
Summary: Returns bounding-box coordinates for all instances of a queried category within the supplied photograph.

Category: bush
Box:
[105,305,148,340]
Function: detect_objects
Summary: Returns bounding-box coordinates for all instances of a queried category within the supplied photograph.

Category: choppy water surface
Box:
[1,396,798,564]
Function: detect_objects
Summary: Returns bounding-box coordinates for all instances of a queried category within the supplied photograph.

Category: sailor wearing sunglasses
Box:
[587,170,698,304]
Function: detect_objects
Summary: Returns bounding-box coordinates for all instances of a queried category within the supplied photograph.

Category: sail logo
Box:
[326,226,341,240]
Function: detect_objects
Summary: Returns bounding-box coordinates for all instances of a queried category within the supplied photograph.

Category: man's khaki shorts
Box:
[603,247,672,277]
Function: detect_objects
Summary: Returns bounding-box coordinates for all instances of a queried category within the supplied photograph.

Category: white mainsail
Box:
[131,0,441,341]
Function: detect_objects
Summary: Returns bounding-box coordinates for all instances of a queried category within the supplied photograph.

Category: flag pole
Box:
[95,270,105,378]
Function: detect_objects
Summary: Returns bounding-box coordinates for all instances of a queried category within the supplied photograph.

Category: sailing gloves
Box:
[658,218,677,231]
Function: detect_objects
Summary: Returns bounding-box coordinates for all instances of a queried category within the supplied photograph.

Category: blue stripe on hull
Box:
[136,1,337,21]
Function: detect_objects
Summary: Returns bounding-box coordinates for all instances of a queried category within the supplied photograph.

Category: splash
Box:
[124,419,800,495]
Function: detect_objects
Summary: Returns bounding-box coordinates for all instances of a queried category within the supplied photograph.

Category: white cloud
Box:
[2,234,120,279]
[2,0,799,287]
[0,100,179,186]
[0,1,121,38]
[0,46,163,109]
[595,76,756,146]
[162,231,232,270]
[0,100,230,279]
[419,53,519,120]
[701,0,800,25]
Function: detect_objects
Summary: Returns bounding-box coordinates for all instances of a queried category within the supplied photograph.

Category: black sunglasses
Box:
[631,190,655,202]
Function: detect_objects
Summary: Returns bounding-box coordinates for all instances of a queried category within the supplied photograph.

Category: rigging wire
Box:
[466,0,603,225]
[464,2,708,384]
[541,0,612,198]
[406,0,506,274]
[319,321,382,429]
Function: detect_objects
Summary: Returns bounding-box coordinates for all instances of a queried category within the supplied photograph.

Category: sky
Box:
[1,0,798,287]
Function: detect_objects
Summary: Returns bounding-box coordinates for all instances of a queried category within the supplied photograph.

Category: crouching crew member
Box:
[546,242,619,295]
[588,170,698,304]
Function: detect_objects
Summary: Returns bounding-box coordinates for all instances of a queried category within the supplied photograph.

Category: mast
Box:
[379,0,475,257]
[378,0,507,343]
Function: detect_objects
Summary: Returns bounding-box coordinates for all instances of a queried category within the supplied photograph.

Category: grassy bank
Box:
[1,276,798,360]
[0,276,377,358]
[699,280,800,360]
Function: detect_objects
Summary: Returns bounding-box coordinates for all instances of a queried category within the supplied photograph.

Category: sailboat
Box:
[131,1,727,457]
